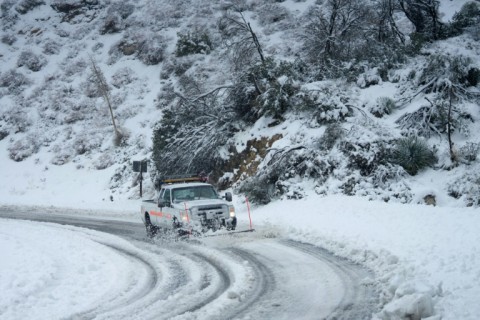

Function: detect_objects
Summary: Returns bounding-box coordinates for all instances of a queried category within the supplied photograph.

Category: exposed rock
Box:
[423,194,436,206]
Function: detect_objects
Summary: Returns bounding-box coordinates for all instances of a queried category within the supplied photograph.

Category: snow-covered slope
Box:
[1,0,478,208]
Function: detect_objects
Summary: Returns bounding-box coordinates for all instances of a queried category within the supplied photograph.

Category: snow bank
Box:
[0,219,148,320]
[234,192,480,319]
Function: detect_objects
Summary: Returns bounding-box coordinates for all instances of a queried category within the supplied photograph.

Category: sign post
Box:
[133,160,148,197]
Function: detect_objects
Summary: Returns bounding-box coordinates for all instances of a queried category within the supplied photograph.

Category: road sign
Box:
[133,161,147,173]
[133,161,147,197]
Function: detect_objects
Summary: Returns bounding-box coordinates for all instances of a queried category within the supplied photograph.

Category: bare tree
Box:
[303,0,368,62]
[89,56,122,145]
[218,5,265,69]
[371,0,406,44]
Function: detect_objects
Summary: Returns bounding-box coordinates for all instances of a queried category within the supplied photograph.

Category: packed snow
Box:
[1,187,480,319]
[0,219,153,319]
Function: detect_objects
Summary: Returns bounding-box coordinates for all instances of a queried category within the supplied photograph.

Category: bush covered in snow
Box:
[15,0,45,14]
[458,142,480,163]
[61,58,88,78]
[137,33,167,65]
[175,30,213,56]
[100,3,134,34]
[0,69,30,95]
[237,145,317,204]
[8,134,41,162]
[0,130,8,141]
[418,54,478,93]
[17,50,47,72]
[369,97,396,118]
[319,123,344,150]
[42,39,62,55]
[73,131,103,155]
[2,109,31,134]
[357,68,382,88]
[448,165,480,207]
[256,3,289,26]
[296,82,352,125]
[231,58,303,122]
[93,152,115,170]
[50,144,71,165]
[1,33,16,45]
[110,30,167,65]
[111,67,137,88]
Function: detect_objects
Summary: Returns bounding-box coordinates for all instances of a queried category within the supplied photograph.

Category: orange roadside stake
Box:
[246,196,253,231]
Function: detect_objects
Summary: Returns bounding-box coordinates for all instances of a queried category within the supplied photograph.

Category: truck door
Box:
[158,188,174,227]
[153,189,165,226]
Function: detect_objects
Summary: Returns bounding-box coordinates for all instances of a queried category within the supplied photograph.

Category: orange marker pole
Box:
[184,202,191,236]
[246,196,253,230]
[184,202,190,224]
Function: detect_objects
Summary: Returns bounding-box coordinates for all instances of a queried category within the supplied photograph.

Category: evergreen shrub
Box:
[391,136,437,175]
[175,30,212,56]
[451,2,480,33]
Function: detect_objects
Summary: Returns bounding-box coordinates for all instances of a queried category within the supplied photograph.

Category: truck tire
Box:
[145,213,157,238]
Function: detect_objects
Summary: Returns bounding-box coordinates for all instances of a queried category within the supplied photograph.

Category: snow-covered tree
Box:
[397,0,445,41]
[152,83,237,179]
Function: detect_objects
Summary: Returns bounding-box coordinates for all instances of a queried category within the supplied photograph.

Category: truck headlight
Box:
[229,206,235,218]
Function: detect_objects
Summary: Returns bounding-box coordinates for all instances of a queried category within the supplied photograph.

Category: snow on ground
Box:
[0,219,150,319]
[235,192,480,319]
[1,189,478,319]
[0,135,138,212]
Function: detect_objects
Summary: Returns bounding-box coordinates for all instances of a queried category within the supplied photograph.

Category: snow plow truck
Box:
[140,175,237,237]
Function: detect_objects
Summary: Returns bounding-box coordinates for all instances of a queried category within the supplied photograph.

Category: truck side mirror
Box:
[225,192,232,202]
[158,200,166,208]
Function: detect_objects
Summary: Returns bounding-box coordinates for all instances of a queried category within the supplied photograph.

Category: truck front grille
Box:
[198,205,223,211]
[196,205,227,217]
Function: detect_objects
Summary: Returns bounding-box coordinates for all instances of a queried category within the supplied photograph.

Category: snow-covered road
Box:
[0,208,377,320]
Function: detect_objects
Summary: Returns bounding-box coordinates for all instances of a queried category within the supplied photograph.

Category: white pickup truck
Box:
[140,177,237,237]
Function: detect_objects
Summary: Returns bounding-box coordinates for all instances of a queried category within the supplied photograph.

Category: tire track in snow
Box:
[175,252,231,315]
[0,209,379,319]
[281,239,378,320]
[69,242,158,320]
[221,247,276,320]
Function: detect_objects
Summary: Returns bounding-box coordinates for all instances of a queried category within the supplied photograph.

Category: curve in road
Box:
[0,208,379,319]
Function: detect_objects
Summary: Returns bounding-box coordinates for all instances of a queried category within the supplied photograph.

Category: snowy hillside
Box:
[1,0,479,208]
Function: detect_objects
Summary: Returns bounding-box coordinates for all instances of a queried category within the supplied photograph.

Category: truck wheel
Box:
[145,213,157,238]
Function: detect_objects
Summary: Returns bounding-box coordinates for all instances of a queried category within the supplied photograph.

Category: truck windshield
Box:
[172,186,219,202]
